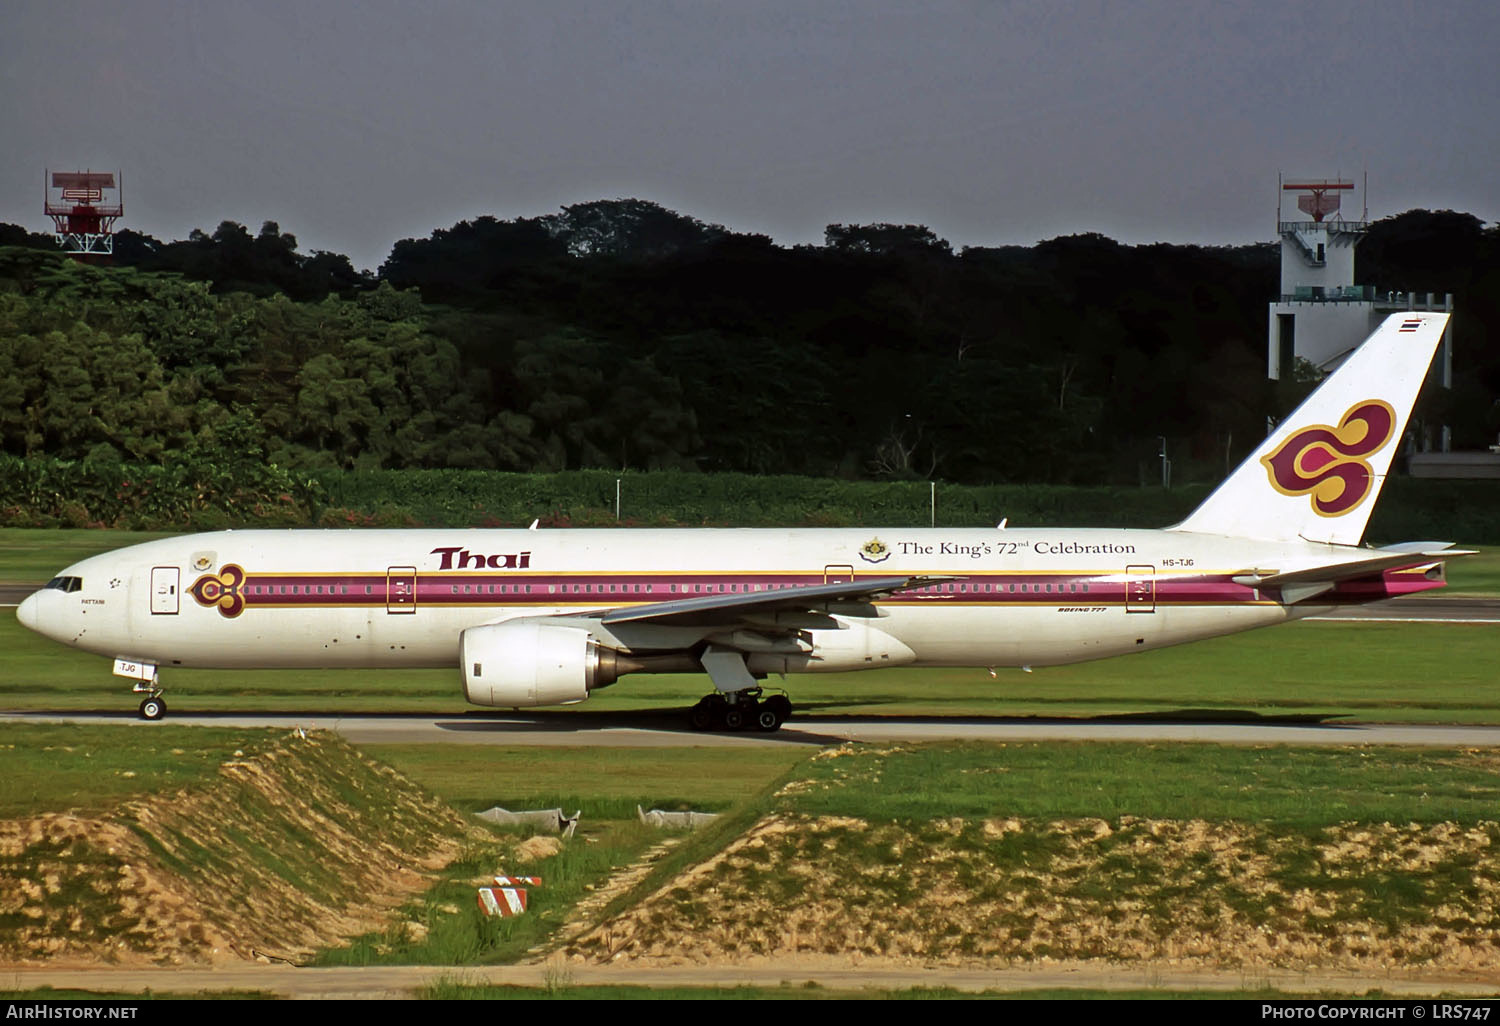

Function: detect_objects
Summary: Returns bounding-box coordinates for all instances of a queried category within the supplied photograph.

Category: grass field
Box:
[581,739,1500,971]
[780,741,1500,826]
[3,613,1496,722]
[13,729,1500,861]
[9,725,1500,988]
[1446,547,1500,595]
[0,723,282,818]
[363,744,807,818]
[0,529,177,583]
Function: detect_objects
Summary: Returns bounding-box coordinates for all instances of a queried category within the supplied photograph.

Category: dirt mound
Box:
[0,731,481,966]
[569,813,1500,972]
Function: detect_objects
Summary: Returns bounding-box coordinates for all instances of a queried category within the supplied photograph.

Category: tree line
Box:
[1,201,1496,487]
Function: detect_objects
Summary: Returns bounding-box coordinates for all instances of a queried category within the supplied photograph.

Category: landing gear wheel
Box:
[688,697,717,731]
[138,696,166,721]
[755,703,784,732]
[765,694,792,721]
[722,706,748,732]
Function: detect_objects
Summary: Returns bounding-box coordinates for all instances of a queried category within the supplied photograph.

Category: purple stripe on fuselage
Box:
[221,570,1336,611]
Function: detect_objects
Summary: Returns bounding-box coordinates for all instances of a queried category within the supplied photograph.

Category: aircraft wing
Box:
[598,574,953,626]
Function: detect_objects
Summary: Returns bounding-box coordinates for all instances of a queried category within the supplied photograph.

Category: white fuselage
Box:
[16,526,1431,680]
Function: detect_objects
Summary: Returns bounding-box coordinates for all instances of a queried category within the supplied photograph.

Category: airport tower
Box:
[44,170,122,261]
[1267,176,1454,453]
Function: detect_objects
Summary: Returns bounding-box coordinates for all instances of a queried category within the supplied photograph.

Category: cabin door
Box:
[150,567,179,615]
[1125,565,1156,613]
[823,564,855,584]
[386,566,417,614]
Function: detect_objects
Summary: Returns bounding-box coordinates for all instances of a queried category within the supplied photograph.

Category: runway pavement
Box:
[7,708,1500,748]
[1306,596,1500,623]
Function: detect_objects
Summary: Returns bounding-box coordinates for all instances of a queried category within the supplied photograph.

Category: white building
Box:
[1266,177,1452,450]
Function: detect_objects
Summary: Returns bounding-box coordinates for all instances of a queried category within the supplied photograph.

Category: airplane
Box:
[16,312,1467,731]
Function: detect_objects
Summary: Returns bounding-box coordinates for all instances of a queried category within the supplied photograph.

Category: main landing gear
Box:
[688,688,792,733]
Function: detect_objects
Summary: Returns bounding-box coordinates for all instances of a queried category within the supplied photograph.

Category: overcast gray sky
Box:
[3,0,1497,272]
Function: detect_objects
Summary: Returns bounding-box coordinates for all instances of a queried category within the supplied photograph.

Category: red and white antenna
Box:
[1281,177,1354,223]
[45,169,123,259]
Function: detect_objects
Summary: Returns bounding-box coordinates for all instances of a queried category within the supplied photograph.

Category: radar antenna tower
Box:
[45,170,123,259]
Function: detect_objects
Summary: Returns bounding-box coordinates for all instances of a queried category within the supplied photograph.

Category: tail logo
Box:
[190,564,247,618]
[1261,400,1397,517]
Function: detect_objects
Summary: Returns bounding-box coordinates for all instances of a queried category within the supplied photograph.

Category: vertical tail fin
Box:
[1170,312,1447,545]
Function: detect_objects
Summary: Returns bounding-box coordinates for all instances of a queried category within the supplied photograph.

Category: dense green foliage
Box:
[3,455,1496,541]
[2,200,1496,500]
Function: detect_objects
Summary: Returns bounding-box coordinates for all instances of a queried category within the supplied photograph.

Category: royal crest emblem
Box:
[1261,399,1396,517]
[859,537,891,563]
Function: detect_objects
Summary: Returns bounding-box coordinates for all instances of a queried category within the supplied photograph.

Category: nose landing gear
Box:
[130,671,167,721]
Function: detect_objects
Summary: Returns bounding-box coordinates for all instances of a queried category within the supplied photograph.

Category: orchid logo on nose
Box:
[1261,400,1397,517]
[190,564,247,618]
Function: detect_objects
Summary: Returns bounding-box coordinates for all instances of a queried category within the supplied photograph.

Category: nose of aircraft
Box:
[16,592,39,632]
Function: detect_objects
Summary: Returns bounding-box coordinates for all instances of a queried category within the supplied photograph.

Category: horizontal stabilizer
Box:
[1231,543,1474,597]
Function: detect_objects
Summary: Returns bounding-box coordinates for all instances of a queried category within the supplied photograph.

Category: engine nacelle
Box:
[460,620,622,708]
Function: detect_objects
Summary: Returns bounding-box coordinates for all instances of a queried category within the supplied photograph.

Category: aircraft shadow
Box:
[790,706,1346,727]
[434,704,1349,742]
[435,707,839,745]
[7,705,1352,740]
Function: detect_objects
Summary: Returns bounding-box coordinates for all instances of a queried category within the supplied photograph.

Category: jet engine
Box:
[460,620,625,707]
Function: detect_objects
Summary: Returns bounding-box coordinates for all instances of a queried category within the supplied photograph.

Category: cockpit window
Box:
[44,576,83,593]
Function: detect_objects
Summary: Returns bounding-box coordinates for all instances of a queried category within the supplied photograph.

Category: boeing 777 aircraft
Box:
[17,313,1466,730]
